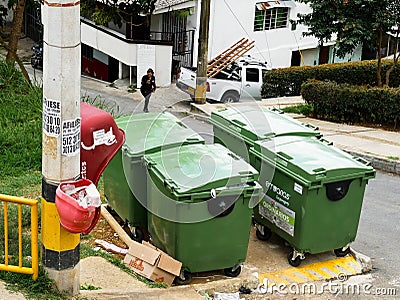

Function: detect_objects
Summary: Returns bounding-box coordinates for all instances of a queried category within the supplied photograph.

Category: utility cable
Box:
[222,0,271,66]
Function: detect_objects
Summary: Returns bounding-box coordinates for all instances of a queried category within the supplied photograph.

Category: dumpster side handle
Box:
[354,156,372,166]
[231,119,247,127]
[304,123,319,131]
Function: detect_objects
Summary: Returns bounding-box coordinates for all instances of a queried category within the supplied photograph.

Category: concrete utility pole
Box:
[194,0,211,104]
[41,0,81,295]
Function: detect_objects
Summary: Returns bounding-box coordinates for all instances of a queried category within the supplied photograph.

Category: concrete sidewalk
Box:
[191,99,400,175]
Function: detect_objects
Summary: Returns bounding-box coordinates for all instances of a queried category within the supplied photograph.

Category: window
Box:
[254,2,290,31]
[246,68,259,82]
[81,44,93,60]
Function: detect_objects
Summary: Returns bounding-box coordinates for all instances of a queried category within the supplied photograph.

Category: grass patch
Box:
[0,61,42,177]
[281,103,313,116]
[80,283,101,290]
[81,94,121,118]
[387,156,399,160]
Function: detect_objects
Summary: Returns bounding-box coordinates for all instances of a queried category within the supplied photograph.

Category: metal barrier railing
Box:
[0,194,39,280]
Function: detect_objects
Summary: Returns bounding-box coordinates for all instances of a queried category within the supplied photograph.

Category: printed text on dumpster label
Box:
[259,195,295,236]
[265,180,291,206]
[43,98,61,137]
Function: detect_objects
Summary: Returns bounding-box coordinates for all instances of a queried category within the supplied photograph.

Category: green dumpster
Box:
[103,112,204,241]
[210,105,320,164]
[144,143,261,283]
[250,136,376,266]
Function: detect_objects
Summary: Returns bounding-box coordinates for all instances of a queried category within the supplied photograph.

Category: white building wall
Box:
[206,0,322,69]
[155,44,173,85]
[150,14,163,32]
[81,22,172,86]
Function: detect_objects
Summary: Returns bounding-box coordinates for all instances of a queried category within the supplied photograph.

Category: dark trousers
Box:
[143,93,151,112]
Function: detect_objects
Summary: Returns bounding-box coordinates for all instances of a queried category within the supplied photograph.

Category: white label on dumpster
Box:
[43,98,61,137]
[294,182,303,195]
[259,195,295,236]
[62,118,81,157]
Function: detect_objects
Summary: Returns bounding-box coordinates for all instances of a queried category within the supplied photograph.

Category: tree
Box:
[297,0,400,87]
[6,0,26,61]
[384,1,400,86]
[0,0,31,85]
[81,0,157,39]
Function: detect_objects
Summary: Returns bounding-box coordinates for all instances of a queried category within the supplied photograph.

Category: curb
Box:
[346,151,400,176]
[188,102,399,175]
[351,248,372,274]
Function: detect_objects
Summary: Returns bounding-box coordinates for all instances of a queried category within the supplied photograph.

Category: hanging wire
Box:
[222,0,271,66]
[291,31,305,66]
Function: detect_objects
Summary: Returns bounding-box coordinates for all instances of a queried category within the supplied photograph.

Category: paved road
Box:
[352,171,400,292]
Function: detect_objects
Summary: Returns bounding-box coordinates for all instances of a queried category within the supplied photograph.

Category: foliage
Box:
[81,0,156,27]
[297,0,390,58]
[0,60,42,177]
[0,265,71,300]
[261,59,400,98]
[301,79,400,128]
[173,8,192,20]
[281,104,313,116]
[80,283,101,290]
[296,0,400,86]
[81,94,121,118]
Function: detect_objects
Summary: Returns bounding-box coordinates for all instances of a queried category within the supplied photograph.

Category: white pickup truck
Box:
[177,61,269,103]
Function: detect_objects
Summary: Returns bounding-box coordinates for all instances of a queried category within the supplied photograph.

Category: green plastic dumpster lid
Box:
[251,136,376,187]
[145,143,259,194]
[210,106,320,142]
[115,112,204,156]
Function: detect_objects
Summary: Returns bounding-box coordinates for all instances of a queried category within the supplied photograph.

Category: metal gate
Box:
[0,194,39,280]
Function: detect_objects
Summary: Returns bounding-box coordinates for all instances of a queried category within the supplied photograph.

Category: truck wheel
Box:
[221,91,239,103]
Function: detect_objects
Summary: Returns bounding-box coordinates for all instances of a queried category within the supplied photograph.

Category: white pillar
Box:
[41,0,81,295]
[118,61,123,79]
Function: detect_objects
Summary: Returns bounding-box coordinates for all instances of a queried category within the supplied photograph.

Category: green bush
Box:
[301,79,400,128]
[262,59,400,98]
[0,60,42,176]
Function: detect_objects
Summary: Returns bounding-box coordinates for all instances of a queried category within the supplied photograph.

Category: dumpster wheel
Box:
[334,246,351,257]
[255,224,272,241]
[224,265,242,277]
[174,270,192,285]
[125,223,144,243]
[288,250,304,267]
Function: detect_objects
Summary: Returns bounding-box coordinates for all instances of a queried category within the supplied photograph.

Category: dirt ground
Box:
[81,209,130,255]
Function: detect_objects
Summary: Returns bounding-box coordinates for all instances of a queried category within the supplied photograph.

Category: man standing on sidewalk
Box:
[140,68,156,113]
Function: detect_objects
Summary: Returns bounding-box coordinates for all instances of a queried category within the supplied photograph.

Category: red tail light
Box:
[206,82,210,92]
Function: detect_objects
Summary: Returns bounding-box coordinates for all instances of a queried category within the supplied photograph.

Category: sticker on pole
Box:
[43,97,61,137]
[62,118,81,157]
